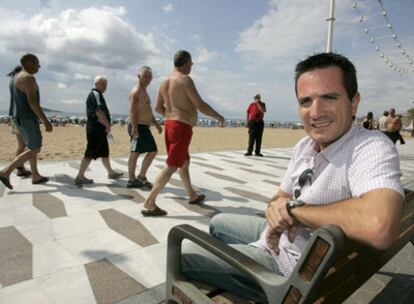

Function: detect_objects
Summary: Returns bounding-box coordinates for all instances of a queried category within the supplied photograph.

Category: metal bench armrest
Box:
[166,224,346,304]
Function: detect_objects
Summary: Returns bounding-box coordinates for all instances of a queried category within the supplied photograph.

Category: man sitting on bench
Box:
[181,52,404,304]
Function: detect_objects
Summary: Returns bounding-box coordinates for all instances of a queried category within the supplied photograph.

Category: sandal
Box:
[0,175,13,189]
[141,206,167,217]
[32,177,49,185]
[189,194,206,205]
[17,168,32,177]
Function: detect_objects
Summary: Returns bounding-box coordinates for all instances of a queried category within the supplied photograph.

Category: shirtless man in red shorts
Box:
[142,50,225,216]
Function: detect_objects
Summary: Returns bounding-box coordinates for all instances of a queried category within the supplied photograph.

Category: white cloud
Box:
[195,47,225,65]
[57,82,67,89]
[162,3,174,13]
[73,73,91,81]
[236,0,352,68]
[0,6,160,70]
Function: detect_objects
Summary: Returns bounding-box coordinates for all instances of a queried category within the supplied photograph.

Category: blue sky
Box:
[0,0,413,121]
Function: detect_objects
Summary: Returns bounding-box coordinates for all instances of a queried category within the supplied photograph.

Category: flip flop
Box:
[32,177,49,185]
[17,168,32,177]
[0,176,13,189]
[141,207,167,217]
[189,194,206,205]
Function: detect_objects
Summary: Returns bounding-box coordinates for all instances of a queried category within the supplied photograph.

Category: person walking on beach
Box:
[378,110,389,132]
[75,76,123,186]
[245,93,266,157]
[362,111,373,130]
[0,53,52,189]
[127,66,162,189]
[7,65,31,178]
[385,108,404,144]
[141,50,225,216]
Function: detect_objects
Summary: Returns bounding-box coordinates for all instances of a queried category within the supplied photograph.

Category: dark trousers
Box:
[385,131,405,145]
[247,120,264,154]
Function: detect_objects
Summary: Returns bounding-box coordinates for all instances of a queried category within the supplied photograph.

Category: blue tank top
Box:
[12,82,39,120]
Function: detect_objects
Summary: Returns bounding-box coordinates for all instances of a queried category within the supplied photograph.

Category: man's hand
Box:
[265,197,299,250]
[44,121,53,132]
[155,124,162,134]
[265,197,295,232]
[266,225,298,255]
[131,126,138,139]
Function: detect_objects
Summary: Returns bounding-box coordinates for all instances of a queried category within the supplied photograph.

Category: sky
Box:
[0,0,413,121]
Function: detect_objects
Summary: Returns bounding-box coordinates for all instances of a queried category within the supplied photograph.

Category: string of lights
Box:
[352,0,414,73]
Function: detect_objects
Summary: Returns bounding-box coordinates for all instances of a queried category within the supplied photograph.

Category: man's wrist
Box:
[286,199,305,218]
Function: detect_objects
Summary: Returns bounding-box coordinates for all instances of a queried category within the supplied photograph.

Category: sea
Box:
[0,110,301,128]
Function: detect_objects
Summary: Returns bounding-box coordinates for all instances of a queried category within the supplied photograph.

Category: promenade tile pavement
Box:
[0,139,413,303]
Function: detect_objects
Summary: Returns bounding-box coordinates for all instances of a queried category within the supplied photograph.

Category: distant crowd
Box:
[360,108,413,143]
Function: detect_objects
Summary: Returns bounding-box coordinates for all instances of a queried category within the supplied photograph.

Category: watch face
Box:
[288,199,305,209]
[287,199,304,218]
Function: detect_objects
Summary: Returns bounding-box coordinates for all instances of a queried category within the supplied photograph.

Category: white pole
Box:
[326,0,336,52]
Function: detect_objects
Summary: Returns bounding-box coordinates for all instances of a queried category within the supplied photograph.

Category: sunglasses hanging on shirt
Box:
[294,168,314,199]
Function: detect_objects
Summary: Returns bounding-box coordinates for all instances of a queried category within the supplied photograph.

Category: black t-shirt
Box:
[86,88,111,133]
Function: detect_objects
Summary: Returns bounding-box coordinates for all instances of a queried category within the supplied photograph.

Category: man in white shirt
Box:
[181,53,404,303]
[378,110,389,132]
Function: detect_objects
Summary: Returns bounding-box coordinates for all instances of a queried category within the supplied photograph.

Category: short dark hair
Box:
[383,110,389,116]
[20,53,38,67]
[294,52,358,100]
[174,50,191,67]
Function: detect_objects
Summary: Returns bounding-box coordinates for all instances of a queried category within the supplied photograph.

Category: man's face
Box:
[96,79,107,93]
[296,66,360,150]
[26,58,41,74]
[183,58,193,75]
[138,70,153,87]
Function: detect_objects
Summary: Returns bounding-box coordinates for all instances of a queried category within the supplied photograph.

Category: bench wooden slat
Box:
[299,238,331,282]
[310,193,414,303]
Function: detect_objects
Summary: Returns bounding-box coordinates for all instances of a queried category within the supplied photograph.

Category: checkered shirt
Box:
[251,124,404,276]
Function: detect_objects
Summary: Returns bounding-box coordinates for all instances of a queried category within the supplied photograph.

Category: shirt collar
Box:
[304,123,357,163]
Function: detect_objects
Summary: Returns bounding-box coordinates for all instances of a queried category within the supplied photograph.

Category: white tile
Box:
[57,229,138,263]
[0,280,53,304]
[108,243,167,288]
[61,200,95,216]
[0,213,14,228]
[33,241,81,278]
[16,219,55,244]
[52,211,108,239]
[13,204,49,226]
[35,265,96,304]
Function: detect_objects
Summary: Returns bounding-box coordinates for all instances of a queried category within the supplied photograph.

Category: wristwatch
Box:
[286,199,305,218]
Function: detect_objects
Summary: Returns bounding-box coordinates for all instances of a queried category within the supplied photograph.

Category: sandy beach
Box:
[0,124,308,162]
[1,124,411,162]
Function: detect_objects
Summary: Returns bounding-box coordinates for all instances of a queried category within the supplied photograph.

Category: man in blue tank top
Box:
[0,53,52,190]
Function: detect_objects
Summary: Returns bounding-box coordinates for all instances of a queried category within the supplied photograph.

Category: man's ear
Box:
[351,92,360,117]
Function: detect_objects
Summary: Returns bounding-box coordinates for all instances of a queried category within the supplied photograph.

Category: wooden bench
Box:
[165,189,414,304]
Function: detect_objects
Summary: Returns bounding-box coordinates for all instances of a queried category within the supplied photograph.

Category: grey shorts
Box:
[15,118,42,150]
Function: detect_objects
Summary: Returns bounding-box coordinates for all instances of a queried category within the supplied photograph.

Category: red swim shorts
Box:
[165,120,193,167]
